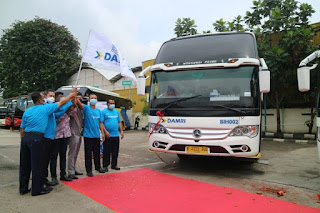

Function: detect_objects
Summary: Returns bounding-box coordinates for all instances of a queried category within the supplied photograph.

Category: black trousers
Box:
[42,138,53,183]
[103,137,120,168]
[50,138,69,177]
[19,133,45,196]
[84,137,101,173]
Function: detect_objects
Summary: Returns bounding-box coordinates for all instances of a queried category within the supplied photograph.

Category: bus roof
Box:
[155,32,259,65]
[56,85,132,109]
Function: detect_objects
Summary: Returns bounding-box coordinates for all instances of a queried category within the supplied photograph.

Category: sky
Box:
[0,0,319,68]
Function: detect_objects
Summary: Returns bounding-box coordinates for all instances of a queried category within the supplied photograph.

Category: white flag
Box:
[82,30,137,82]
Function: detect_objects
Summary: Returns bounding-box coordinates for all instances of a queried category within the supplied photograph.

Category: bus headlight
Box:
[230,125,259,138]
[149,123,168,134]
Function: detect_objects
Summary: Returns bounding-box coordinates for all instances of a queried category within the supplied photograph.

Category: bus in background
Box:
[5,98,17,128]
[0,106,6,127]
[5,96,33,128]
[137,32,270,160]
[56,85,132,129]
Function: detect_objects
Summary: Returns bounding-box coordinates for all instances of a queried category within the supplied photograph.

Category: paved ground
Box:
[0,127,319,212]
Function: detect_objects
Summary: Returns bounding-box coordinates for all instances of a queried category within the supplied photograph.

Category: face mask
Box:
[44,98,48,103]
[47,97,55,103]
[90,99,98,105]
[109,104,115,110]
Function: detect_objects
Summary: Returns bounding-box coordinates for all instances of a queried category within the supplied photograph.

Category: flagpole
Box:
[75,29,91,86]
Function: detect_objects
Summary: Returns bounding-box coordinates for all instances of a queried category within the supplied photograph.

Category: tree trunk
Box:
[275,91,281,134]
[309,107,315,134]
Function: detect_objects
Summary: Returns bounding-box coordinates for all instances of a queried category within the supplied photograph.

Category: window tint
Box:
[149,66,260,117]
[155,33,258,64]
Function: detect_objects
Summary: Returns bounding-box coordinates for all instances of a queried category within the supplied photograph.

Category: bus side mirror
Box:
[137,77,146,96]
[259,71,270,93]
[297,66,315,92]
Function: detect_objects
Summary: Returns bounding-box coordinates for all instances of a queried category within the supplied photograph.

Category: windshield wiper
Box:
[161,95,202,112]
[198,104,247,114]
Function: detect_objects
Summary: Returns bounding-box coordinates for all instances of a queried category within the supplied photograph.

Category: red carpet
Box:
[63,168,319,213]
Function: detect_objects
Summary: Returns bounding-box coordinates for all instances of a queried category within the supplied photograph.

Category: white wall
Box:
[130,112,149,128]
[261,108,316,133]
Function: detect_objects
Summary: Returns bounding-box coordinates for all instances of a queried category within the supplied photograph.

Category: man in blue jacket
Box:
[42,89,72,187]
[77,94,106,177]
[101,99,124,171]
[19,89,76,196]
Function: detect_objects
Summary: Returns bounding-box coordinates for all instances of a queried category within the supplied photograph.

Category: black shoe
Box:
[60,175,72,181]
[75,171,83,175]
[102,167,108,172]
[87,172,93,177]
[20,188,31,195]
[31,188,51,196]
[42,184,53,192]
[95,168,105,173]
[68,174,78,179]
[111,166,121,170]
[44,178,50,186]
[48,177,59,186]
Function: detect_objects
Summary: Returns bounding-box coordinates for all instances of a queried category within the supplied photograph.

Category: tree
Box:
[202,30,212,34]
[0,17,80,98]
[213,18,228,32]
[244,0,316,133]
[140,97,149,116]
[213,16,245,32]
[174,18,198,37]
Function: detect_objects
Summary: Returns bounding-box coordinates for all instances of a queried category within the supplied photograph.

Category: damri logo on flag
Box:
[82,30,137,82]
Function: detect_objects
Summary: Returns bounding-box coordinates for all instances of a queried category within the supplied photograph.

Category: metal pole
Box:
[129,85,131,100]
[75,29,91,86]
[264,93,267,133]
[75,58,84,86]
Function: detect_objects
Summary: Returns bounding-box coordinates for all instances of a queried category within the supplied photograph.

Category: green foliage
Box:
[219,0,317,133]
[0,17,80,98]
[172,0,318,133]
[213,16,245,32]
[245,0,317,103]
[140,97,149,116]
[213,18,228,32]
[202,30,212,34]
[174,18,198,37]
[247,0,317,133]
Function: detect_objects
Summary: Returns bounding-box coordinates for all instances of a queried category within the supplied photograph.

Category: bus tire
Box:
[177,154,190,160]
[241,158,257,164]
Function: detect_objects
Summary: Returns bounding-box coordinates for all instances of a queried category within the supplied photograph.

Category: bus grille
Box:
[166,127,232,140]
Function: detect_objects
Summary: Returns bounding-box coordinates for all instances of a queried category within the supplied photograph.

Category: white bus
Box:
[138,32,270,160]
[297,50,320,160]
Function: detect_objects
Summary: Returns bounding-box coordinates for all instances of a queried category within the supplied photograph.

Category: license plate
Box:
[186,146,208,154]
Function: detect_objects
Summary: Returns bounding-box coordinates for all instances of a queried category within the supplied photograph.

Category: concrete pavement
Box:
[0,127,319,212]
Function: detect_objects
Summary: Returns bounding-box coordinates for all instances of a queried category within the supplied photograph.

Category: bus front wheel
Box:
[177,154,190,160]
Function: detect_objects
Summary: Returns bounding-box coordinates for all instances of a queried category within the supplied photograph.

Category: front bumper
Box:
[149,133,261,158]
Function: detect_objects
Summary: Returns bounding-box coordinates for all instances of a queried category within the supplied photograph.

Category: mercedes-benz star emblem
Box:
[193,129,202,138]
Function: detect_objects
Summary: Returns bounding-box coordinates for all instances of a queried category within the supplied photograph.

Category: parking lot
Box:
[0,127,319,212]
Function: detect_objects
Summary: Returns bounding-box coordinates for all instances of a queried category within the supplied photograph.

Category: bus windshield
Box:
[155,33,258,64]
[149,66,260,117]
